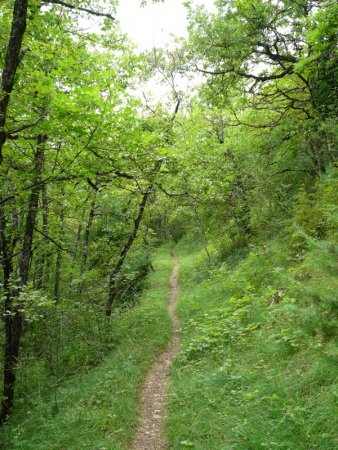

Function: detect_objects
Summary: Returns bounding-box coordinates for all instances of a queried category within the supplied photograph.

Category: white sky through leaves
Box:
[117,0,216,50]
[115,1,216,106]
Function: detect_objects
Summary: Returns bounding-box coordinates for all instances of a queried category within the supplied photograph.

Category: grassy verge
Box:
[0,244,173,450]
[167,237,337,450]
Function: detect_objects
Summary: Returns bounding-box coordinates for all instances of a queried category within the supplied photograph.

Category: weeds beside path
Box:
[166,238,338,450]
[0,246,174,450]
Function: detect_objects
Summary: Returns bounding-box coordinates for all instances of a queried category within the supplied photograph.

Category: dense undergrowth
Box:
[0,245,173,450]
[167,172,338,449]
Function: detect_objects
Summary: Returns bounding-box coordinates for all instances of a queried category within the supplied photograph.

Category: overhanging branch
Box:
[196,64,293,82]
[43,0,115,20]
[34,227,71,253]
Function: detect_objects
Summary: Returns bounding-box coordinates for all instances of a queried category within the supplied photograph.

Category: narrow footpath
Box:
[131,253,180,450]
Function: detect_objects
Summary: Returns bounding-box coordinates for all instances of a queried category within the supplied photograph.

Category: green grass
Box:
[1,236,336,449]
[166,237,338,450]
[0,244,173,450]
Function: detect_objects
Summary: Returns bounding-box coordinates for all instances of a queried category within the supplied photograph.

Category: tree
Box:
[0,0,121,422]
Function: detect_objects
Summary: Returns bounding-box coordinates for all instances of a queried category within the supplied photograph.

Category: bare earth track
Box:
[131,253,180,450]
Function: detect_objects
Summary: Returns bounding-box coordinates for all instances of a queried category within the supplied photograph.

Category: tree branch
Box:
[196,64,293,82]
[34,227,71,253]
[43,0,115,20]
[6,116,46,137]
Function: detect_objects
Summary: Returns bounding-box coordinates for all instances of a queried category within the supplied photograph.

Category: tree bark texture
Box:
[0,134,46,424]
[0,0,28,164]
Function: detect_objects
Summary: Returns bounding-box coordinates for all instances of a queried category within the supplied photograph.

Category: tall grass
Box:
[0,245,173,450]
[166,237,338,449]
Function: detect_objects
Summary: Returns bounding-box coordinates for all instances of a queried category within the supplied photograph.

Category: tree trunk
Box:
[0,0,28,330]
[53,207,64,303]
[106,188,151,316]
[0,0,28,164]
[78,194,96,294]
[67,210,85,293]
[105,160,163,316]
[0,134,46,424]
[36,183,49,289]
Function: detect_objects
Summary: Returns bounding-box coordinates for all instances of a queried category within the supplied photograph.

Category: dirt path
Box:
[131,253,180,450]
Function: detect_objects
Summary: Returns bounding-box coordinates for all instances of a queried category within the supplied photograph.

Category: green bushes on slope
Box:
[167,171,338,449]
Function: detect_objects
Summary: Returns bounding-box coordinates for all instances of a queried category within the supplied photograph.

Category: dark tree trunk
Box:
[0,210,15,409]
[67,210,85,293]
[105,160,163,316]
[0,0,28,164]
[53,207,64,303]
[78,195,96,294]
[0,208,13,306]
[18,137,46,284]
[0,305,22,425]
[0,134,46,424]
[106,187,152,316]
[0,0,28,327]
[36,183,49,289]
